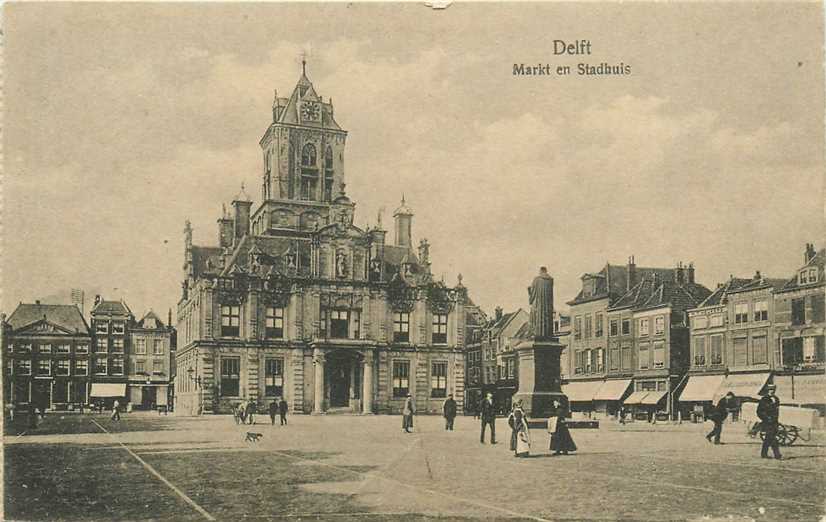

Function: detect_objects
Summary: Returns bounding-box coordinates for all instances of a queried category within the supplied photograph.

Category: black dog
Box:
[245,432,263,443]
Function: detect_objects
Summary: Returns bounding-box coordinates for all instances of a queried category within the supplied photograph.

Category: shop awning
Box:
[640,390,668,405]
[714,372,770,400]
[623,391,649,405]
[562,381,603,402]
[90,383,127,397]
[679,375,726,402]
[593,379,632,401]
[773,374,825,406]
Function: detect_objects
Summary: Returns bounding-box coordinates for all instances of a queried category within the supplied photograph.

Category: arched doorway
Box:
[325,350,362,411]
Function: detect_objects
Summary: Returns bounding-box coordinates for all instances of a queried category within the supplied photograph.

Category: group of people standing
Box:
[504,395,577,458]
[402,393,459,433]
[234,398,289,426]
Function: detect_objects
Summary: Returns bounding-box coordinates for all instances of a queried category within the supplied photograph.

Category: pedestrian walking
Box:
[238,401,247,425]
[508,401,531,457]
[757,384,782,460]
[278,397,289,426]
[549,400,576,455]
[269,401,278,425]
[111,399,121,421]
[443,394,457,431]
[479,392,496,444]
[402,394,415,433]
[247,398,257,425]
[618,406,627,425]
[706,392,735,445]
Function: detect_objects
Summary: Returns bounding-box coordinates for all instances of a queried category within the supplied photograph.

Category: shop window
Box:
[221,305,240,337]
[791,298,805,326]
[393,313,410,343]
[431,362,447,398]
[55,360,70,376]
[735,303,749,324]
[693,337,706,366]
[432,314,448,344]
[753,301,768,322]
[609,320,619,337]
[265,358,284,397]
[266,307,284,339]
[652,341,665,369]
[220,357,241,397]
[710,335,724,365]
[392,360,410,397]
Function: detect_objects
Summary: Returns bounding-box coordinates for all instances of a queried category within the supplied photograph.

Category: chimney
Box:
[754,270,762,281]
[184,220,194,279]
[495,306,503,321]
[35,300,40,305]
[805,243,817,263]
[674,261,685,285]
[218,204,234,249]
[232,185,252,245]
[626,255,637,291]
[94,295,101,307]
[687,262,695,284]
[168,308,172,329]
[393,196,414,249]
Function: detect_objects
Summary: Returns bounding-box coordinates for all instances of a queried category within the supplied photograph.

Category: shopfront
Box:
[678,374,726,421]
[773,372,826,414]
[562,380,603,414]
[593,379,632,416]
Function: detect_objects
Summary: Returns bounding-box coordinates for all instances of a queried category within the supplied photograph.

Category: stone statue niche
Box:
[513,266,566,421]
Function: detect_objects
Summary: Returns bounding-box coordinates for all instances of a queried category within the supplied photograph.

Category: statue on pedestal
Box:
[528,266,554,340]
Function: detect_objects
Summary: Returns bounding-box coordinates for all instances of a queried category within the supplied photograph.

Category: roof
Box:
[272,69,343,131]
[780,248,825,292]
[639,281,712,312]
[7,303,90,334]
[191,246,224,279]
[568,263,676,306]
[92,299,133,316]
[727,276,787,295]
[136,311,165,329]
[696,277,752,307]
[486,309,527,338]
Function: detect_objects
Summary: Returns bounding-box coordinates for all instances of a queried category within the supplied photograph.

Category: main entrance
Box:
[325,350,361,410]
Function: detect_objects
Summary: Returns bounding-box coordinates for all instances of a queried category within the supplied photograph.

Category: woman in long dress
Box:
[549,400,577,455]
[508,402,531,457]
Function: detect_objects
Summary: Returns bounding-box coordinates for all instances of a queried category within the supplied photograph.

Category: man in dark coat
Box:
[443,394,457,431]
[706,392,736,445]
[246,399,257,425]
[278,397,289,426]
[757,384,782,460]
[480,392,496,444]
[268,401,278,425]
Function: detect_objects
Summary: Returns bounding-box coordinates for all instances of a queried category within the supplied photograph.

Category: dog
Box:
[245,432,263,443]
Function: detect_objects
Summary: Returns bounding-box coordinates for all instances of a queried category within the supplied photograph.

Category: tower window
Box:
[301,144,317,166]
[325,146,333,169]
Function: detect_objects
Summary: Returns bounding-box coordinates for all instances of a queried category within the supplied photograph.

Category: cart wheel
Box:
[776,424,790,446]
[785,425,800,446]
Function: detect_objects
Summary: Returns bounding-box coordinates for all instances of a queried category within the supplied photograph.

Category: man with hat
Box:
[756,384,782,460]
[479,391,497,444]
[706,391,736,445]
[402,393,415,433]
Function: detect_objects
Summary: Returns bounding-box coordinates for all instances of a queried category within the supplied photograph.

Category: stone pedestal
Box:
[512,337,566,419]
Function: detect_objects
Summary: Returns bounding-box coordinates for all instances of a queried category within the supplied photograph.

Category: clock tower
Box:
[259,61,347,205]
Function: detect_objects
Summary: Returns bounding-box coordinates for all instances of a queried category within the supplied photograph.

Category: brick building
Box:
[175,66,470,416]
[128,311,175,410]
[3,302,92,410]
[89,298,133,404]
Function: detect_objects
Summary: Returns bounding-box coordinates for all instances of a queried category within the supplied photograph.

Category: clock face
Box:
[301,102,320,121]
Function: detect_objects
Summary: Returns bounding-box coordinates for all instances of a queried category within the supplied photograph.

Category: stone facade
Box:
[175,67,469,416]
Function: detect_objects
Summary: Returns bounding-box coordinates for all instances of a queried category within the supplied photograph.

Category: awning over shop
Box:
[623,391,649,405]
[773,374,825,406]
[714,372,770,400]
[90,383,127,397]
[593,379,632,401]
[562,381,603,402]
[640,390,668,405]
[679,375,726,402]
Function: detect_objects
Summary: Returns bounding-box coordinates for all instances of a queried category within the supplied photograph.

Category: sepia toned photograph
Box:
[2,2,824,521]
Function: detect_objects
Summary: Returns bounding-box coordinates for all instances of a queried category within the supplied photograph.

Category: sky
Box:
[3,2,824,323]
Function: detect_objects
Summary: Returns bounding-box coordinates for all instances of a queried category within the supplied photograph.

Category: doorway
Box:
[329,360,351,407]
[142,386,157,409]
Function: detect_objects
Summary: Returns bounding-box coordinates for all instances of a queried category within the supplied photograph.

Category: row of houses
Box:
[466,243,824,420]
[2,298,176,411]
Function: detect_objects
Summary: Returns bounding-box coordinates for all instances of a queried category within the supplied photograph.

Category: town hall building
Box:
[175,64,469,416]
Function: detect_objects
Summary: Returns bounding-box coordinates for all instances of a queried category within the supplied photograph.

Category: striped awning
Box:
[679,375,726,402]
[593,379,632,401]
[640,390,668,405]
[562,381,603,402]
[623,391,649,405]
